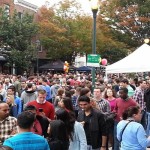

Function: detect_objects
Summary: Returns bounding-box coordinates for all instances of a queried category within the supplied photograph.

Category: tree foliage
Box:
[0,8,38,72]
[38,0,128,64]
[100,0,150,46]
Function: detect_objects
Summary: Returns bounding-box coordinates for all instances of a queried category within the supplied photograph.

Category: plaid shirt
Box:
[133,87,145,110]
[96,98,111,113]
[0,116,17,144]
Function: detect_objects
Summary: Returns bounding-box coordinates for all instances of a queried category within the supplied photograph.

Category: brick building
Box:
[0,0,48,74]
[0,0,15,16]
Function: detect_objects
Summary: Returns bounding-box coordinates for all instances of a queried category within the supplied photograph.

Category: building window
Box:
[18,12,23,20]
[4,4,10,18]
[39,45,42,52]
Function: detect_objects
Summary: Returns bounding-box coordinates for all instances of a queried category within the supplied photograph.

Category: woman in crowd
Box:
[56,109,87,150]
[54,88,64,111]
[5,95,17,117]
[48,119,69,150]
[104,88,116,112]
[117,106,150,150]
[58,97,74,113]
[104,88,117,148]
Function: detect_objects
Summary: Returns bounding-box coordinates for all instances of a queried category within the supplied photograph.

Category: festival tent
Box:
[39,60,64,71]
[106,44,150,73]
[76,66,91,71]
[39,60,75,71]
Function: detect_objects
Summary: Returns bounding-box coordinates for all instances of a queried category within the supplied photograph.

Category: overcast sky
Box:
[24,0,91,14]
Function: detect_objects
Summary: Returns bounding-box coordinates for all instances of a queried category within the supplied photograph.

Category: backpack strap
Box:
[120,120,133,142]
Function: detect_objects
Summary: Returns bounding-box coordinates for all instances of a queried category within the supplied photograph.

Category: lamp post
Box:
[91,0,98,91]
[144,39,149,44]
[36,40,40,76]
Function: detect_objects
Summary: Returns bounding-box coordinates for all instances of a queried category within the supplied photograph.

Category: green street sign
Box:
[87,54,101,67]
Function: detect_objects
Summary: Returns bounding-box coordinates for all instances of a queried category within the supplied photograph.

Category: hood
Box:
[25,90,36,95]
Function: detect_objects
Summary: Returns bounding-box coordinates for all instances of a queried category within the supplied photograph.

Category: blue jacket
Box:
[117,120,150,150]
[69,121,87,150]
[4,96,22,118]
[42,85,51,100]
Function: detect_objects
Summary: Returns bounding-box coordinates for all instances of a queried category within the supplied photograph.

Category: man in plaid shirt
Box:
[133,80,147,129]
[0,101,17,145]
[133,80,147,110]
[93,87,111,113]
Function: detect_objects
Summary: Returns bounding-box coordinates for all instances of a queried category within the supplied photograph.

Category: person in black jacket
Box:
[24,105,49,137]
[144,82,150,136]
[77,95,107,150]
[0,94,3,101]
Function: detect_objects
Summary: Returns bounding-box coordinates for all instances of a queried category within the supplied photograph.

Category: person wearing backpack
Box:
[117,106,150,150]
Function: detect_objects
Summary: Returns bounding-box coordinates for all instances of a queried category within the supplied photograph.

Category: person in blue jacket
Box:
[117,106,150,150]
[5,86,22,117]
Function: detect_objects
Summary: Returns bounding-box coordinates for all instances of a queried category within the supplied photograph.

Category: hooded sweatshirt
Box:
[21,90,38,109]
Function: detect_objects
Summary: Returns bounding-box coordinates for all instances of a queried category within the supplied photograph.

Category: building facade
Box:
[0,0,48,74]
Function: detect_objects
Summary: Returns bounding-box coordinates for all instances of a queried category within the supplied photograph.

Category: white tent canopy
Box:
[106,44,150,73]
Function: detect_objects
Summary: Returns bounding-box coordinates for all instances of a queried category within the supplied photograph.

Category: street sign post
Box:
[87,54,100,67]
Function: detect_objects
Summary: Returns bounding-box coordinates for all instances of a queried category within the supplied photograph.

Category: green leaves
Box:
[0,9,38,72]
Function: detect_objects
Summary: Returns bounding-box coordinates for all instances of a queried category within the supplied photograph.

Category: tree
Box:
[0,8,38,73]
[38,0,129,64]
[100,0,150,46]
[37,6,70,60]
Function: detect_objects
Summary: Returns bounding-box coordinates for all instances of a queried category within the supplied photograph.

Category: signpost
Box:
[87,54,101,67]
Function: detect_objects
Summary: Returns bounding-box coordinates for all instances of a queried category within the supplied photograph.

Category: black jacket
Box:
[36,115,49,137]
[77,108,107,149]
[144,89,150,112]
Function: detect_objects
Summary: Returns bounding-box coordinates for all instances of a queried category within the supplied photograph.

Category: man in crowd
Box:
[41,77,52,102]
[24,105,49,137]
[19,78,27,96]
[3,111,50,150]
[144,81,150,135]
[0,102,17,144]
[120,79,135,97]
[77,95,107,150]
[21,82,37,109]
[6,86,22,117]
[113,87,137,150]
[93,87,111,113]
[0,82,7,100]
[51,79,60,103]
[133,79,147,128]
[12,75,21,97]
[28,89,55,120]
[3,78,12,91]
[133,79,147,110]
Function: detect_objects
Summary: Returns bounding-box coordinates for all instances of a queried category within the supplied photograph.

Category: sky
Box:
[24,0,91,14]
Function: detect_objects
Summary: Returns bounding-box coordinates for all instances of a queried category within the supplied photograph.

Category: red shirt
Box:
[28,100,55,120]
[113,97,137,122]
[31,119,42,135]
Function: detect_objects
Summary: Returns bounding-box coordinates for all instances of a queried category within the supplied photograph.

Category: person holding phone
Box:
[27,89,55,120]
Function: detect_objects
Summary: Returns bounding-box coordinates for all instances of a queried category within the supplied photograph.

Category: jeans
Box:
[141,110,147,130]
[146,112,150,136]
[114,121,120,150]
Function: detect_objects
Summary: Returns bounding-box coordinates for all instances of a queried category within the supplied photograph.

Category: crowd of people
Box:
[0,73,150,150]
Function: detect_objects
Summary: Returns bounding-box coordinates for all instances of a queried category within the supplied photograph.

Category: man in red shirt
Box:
[113,87,137,150]
[27,89,55,120]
